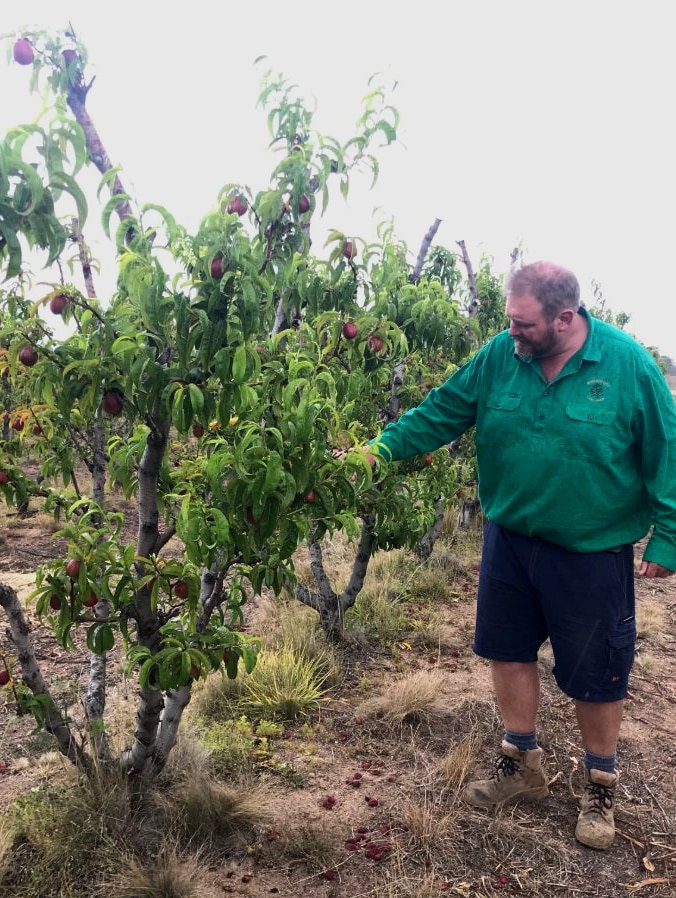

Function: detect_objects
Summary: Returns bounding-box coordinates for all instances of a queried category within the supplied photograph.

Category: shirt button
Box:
[538,414,545,420]
[588,414,594,420]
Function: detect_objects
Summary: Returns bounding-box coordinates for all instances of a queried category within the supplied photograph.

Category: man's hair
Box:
[506,261,580,320]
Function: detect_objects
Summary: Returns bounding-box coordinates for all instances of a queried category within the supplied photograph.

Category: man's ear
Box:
[558,309,575,329]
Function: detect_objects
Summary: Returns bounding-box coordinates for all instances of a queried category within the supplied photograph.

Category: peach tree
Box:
[0,29,482,777]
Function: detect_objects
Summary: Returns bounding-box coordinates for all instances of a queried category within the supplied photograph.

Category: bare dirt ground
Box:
[1,508,676,898]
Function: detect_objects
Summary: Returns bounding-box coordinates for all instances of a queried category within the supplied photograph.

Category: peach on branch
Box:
[18,346,38,367]
[49,293,70,315]
[102,389,124,416]
[13,38,34,65]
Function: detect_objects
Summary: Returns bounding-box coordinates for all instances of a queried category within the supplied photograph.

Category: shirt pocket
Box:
[564,401,617,459]
[478,394,524,450]
[485,394,523,412]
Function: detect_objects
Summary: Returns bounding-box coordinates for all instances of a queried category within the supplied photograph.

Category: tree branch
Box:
[409,218,442,284]
[0,581,90,769]
[456,239,479,317]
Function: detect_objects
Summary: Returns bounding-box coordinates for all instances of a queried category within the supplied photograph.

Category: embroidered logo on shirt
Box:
[586,378,610,402]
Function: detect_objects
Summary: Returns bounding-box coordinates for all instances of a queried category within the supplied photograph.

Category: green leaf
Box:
[101,193,132,238]
[49,170,88,229]
[226,651,239,679]
[0,221,23,280]
[232,344,247,384]
[263,451,283,494]
[97,166,125,200]
[187,383,204,415]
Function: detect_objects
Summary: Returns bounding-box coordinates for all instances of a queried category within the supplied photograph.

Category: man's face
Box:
[506,293,559,360]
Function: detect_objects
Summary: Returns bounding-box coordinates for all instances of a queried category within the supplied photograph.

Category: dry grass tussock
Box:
[407,621,463,655]
[99,845,220,898]
[151,774,270,844]
[397,790,462,853]
[292,531,370,586]
[293,537,412,596]
[636,598,665,639]
[436,733,482,791]
[1,763,134,896]
[281,822,339,873]
[365,547,415,588]
[365,867,445,898]
[1,731,266,896]
[254,595,342,685]
[160,727,214,782]
[0,817,16,885]
[357,668,452,727]
[383,750,575,898]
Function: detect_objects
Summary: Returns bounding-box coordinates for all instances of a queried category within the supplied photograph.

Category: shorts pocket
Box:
[601,631,636,684]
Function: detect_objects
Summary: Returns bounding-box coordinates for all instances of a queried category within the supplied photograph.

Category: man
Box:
[370,261,676,849]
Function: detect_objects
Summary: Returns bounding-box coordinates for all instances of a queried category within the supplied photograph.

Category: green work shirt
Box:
[372,310,676,568]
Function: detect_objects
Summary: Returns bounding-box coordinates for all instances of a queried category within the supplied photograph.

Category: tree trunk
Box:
[83,415,111,755]
[458,497,481,530]
[0,582,90,770]
[150,685,193,776]
[293,518,376,642]
[121,416,169,777]
[415,499,447,561]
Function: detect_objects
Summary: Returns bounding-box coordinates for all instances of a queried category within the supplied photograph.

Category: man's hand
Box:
[331,447,376,466]
[639,561,675,578]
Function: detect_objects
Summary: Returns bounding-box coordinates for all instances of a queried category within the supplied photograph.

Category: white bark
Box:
[0,582,89,769]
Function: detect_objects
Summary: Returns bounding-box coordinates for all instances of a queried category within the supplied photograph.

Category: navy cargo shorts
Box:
[473,522,636,702]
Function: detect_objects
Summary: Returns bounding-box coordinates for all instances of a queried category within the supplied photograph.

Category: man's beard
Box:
[513,325,558,360]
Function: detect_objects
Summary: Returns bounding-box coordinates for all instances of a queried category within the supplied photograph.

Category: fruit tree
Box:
[0,28,492,780]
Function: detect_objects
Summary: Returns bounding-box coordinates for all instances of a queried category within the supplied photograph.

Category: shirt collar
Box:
[577,307,602,362]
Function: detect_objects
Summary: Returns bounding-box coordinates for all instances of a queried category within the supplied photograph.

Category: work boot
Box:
[463,740,548,808]
[575,768,618,849]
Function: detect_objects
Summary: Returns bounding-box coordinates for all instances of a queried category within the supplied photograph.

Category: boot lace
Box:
[584,780,614,814]
[494,754,520,780]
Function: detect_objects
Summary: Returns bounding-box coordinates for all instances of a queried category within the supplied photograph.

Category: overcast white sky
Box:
[2,1,675,357]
